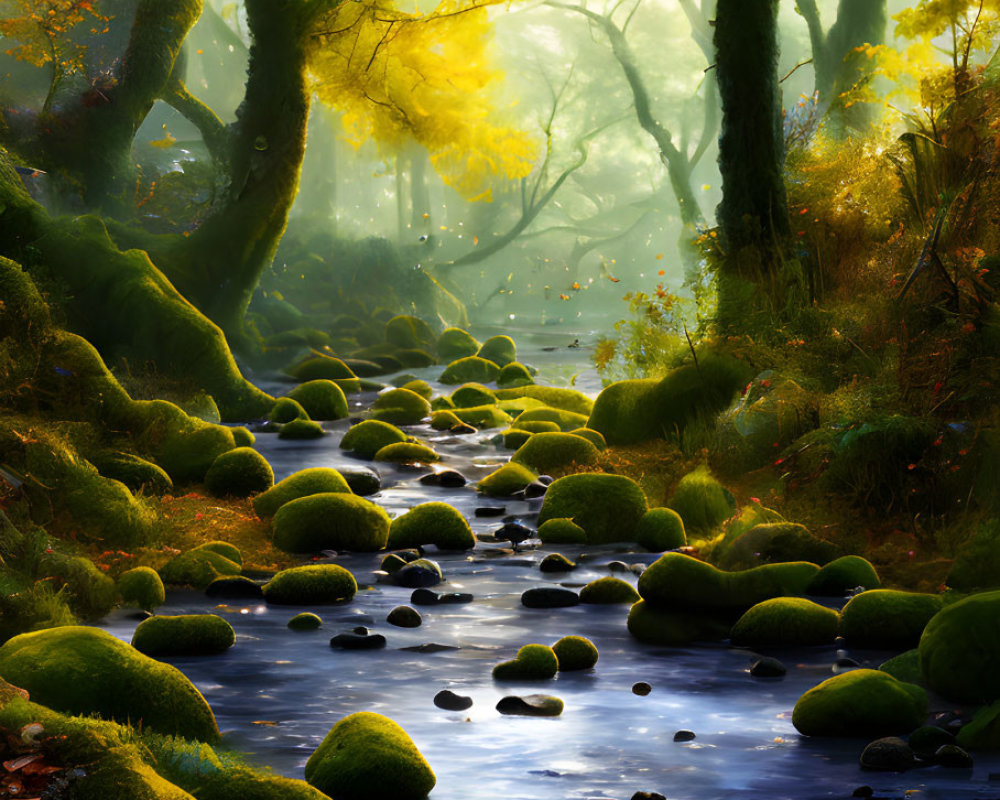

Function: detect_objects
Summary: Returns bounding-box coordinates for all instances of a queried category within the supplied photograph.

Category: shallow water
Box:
[101,327,1000,800]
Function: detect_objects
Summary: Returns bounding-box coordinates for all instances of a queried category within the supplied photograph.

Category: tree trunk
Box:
[825,0,887,135]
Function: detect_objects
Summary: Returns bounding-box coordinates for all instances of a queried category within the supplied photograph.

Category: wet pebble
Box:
[205,576,264,599]
[410,589,474,606]
[608,561,630,574]
[934,744,973,768]
[524,481,548,499]
[859,737,916,771]
[539,553,576,573]
[434,690,473,711]
[673,730,696,742]
[339,467,381,496]
[475,507,506,517]
[749,656,787,678]
[387,606,422,628]
[496,694,564,717]
[329,631,387,650]
[907,724,954,757]
[632,682,652,696]
[392,559,443,588]
[418,470,467,488]
[521,587,580,608]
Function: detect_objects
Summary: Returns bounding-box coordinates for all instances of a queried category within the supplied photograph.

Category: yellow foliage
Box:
[0,0,108,73]
[306,0,537,201]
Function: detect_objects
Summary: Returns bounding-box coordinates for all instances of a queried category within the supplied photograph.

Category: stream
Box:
[99,325,1000,800]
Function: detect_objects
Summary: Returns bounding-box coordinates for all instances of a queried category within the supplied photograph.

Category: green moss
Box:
[288,612,323,630]
[136,401,238,484]
[449,404,510,429]
[341,420,408,458]
[371,388,431,425]
[514,420,561,434]
[476,335,517,367]
[495,386,594,416]
[131,614,235,657]
[436,327,480,361]
[511,432,599,474]
[253,468,352,518]
[231,427,255,447]
[204,447,274,498]
[501,428,533,449]
[90,451,173,495]
[537,473,647,544]
[718,522,836,570]
[387,502,475,550]
[634,508,686,552]
[286,353,358,382]
[947,519,1000,591]
[0,626,219,741]
[879,649,923,685]
[579,576,640,604]
[807,556,881,596]
[539,553,576,572]
[477,461,538,497]
[552,635,598,670]
[373,442,440,464]
[497,362,534,388]
[430,395,456,411]
[919,589,1000,703]
[273,493,389,553]
[430,410,465,431]
[626,600,732,645]
[278,419,326,439]
[537,517,587,544]
[492,644,559,680]
[288,380,348,420]
[730,597,839,646]
[668,466,735,533]
[394,348,436,368]
[567,427,607,450]
[159,547,241,590]
[791,669,927,737]
[37,551,117,620]
[262,564,358,605]
[839,589,943,648]
[118,566,165,612]
[513,407,590,431]
[450,383,497,408]
[400,379,433,400]
[385,315,436,350]
[304,712,435,800]
[956,700,1000,750]
[438,356,499,385]
[195,541,243,565]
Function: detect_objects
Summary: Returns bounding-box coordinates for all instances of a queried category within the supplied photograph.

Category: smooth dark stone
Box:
[437,592,474,604]
[749,656,787,678]
[631,793,666,800]
[524,481,548,499]
[851,787,874,799]
[434,690,473,711]
[418,470,468,488]
[475,507,507,518]
[392,561,443,588]
[409,588,474,606]
[351,625,370,635]
[521,587,580,608]
[536,475,555,485]
[908,725,954,757]
[205,576,264,599]
[632,682,652,696]
[400,643,458,653]
[496,522,534,547]
[608,561,630,574]
[450,423,478,435]
[341,358,384,377]
[859,737,917,771]
[329,632,386,650]
[496,694,563,717]
[340,467,381,496]
[934,744,973,768]
[673,730,696,742]
[387,606,422,628]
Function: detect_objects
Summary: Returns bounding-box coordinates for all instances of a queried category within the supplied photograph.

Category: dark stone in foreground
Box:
[392,560,443,588]
[400,643,458,654]
[410,588,474,606]
[935,744,973,768]
[749,656,787,678]
[434,689,473,711]
[631,793,666,800]
[387,606,422,627]
[521,587,580,608]
[496,694,563,717]
[673,730,696,742]
[908,725,954,757]
[495,522,534,548]
[524,481,548,499]
[329,632,387,650]
[340,467,381,496]
[205,576,264,599]
[475,506,506,517]
[859,737,916,771]
[419,470,467,487]
[632,682,652,696]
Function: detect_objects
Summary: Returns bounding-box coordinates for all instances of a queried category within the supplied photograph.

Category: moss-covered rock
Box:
[807,556,881,596]
[90,451,173,495]
[439,356,499,385]
[718,522,836,570]
[500,428,533,449]
[371,388,431,425]
[537,517,587,544]
[791,669,927,737]
[919,589,1000,704]
[451,404,512,429]
[36,551,118,621]
[956,700,1000,750]
[286,353,358,382]
[131,614,235,657]
[947,520,1000,592]
[139,403,239,484]
[476,335,517,367]
[231,427,255,447]
[203,447,274,498]
[552,635,598,670]
[879,649,923,685]
[387,502,475,550]
[0,626,219,741]
[195,541,243,565]
[496,385,594,416]
[626,600,732,646]
[497,362,534,388]
[288,612,324,631]
[278,419,326,439]
[304,712,435,800]
[514,407,590,432]
[385,315,437,351]
[730,597,839,647]
[450,383,497,408]
[373,442,441,464]
[117,566,165,612]
[341,419,408,458]
[537,473,647,544]
[579,577,640,604]
[477,461,537,497]
[268,397,310,424]
[400,379,433,400]
[514,420,562,435]
[159,546,241,590]
[262,564,358,605]
[273,493,390,553]
[668,466,735,533]
[430,395,456,411]
[567,427,607,451]
[511,432,599,474]
[430,410,465,431]
[635,508,686,551]
[539,552,576,572]
[436,327,480,362]
[253,467,352,518]
[492,644,559,680]
[288,380,349,420]
[839,589,944,649]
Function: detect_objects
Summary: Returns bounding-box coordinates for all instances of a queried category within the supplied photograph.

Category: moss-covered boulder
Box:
[387,502,475,550]
[159,545,241,590]
[262,564,358,605]
[537,474,647,544]
[492,644,559,680]
[476,335,517,367]
[730,598,839,647]
[496,385,594,416]
[451,404,511,429]
[288,380,349,420]
[626,600,732,646]
[807,556,881,596]
[450,383,497,408]
[552,636,598,671]
[36,551,118,620]
[90,451,173,495]
[304,712,435,800]
[477,462,538,497]
[791,669,927,737]
[430,410,465,431]
[117,566,165,612]
[430,395,456,411]
[718,522,836,570]
[268,397,310,424]
[946,520,1000,592]
[919,590,1000,704]
[253,467,353,518]
[497,361,534,388]
[501,428,532,449]
[537,517,587,544]
[341,419,408,458]
[273,493,390,552]
[879,649,923,685]
[439,356,499,385]
[510,432,599,474]
[195,540,243,564]
[635,508,686,551]
[956,700,1000,750]
[437,327,480,362]
[288,612,324,631]
[400,379,433,400]
[579,577,640,604]
[286,353,358,383]
[514,420,562,435]
[373,442,441,464]
[203,447,274,498]
[371,388,431,425]
[839,589,944,649]
[0,626,219,741]
[231,427,255,447]
[514,407,590,432]
[539,553,576,572]
[131,614,235,657]
[567,427,607,451]
[385,315,436,351]
[278,418,326,439]
[668,466,735,533]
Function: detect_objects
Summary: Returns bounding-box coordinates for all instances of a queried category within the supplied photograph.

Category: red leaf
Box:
[4,753,42,772]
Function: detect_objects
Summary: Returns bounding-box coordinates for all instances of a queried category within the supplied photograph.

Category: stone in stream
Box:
[339,467,381,497]
[749,655,787,678]
[523,481,548,499]
[475,506,506,517]
[495,521,534,550]
[673,730,696,742]
[496,694,563,717]
[391,558,444,588]
[330,631,387,650]
[387,606,422,628]
[434,690,473,711]
[907,725,954,757]
[410,588,474,606]
[859,737,917,771]
[539,553,576,573]
[632,682,652,696]
[521,587,580,608]
[934,744,974,768]
[418,469,468,488]
[400,643,458,654]
[450,422,478,435]
[288,612,323,631]
[205,575,264,600]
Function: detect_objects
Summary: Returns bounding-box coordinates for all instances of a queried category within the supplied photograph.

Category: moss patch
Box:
[552,635,598,670]
[131,613,235,657]
[387,502,475,550]
[253,468,352,518]
[262,564,358,605]
[537,473,647,544]
[340,420,408,458]
[511,432,599,474]
[492,644,559,680]
[288,380,349,420]
[730,597,839,647]
[272,493,390,553]
[204,447,274,498]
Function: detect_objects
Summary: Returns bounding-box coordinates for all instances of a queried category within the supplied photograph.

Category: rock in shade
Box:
[391,559,444,588]
[673,730,696,742]
[632,682,652,696]
[288,612,323,631]
[400,643,458,654]
[339,467,381,496]
[859,737,917,771]
[934,744,974,768]
[749,656,787,678]
[418,470,467,488]
[450,423,478,435]
[387,606,422,628]
[524,481,548,499]
[539,553,576,573]
[475,506,506,517]
[329,631,387,650]
[495,522,535,549]
[908,725,954,757]
[496,694,564,717]
[521,587,580,608]
[434,690,473,711]
[410,588,474,606]
[631,793,666,800]
[204,575,264,599]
